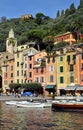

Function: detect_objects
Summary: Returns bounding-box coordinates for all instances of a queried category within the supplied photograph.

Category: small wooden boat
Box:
[52,100,83,112]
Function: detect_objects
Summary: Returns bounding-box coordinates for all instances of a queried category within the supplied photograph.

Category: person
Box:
[30,99,33,102]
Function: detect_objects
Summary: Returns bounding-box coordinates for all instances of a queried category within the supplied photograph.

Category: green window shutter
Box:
[60,77,64,83]
[60,66,63,72]
[82,53,83,59]
[73,54,76,60]
[60,57,63,61]
[52,57,55,63]
[47,57,50,63]
[70,76,74,83]
[67,55,70,62]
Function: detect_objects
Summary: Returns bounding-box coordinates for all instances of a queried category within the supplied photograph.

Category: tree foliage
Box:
[0,2,82,52]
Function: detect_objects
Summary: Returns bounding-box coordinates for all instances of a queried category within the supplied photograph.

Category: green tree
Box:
[65,8,70,16]
[27,29,46,51]
[61,10,64,16]
[70,3,76,14]
[43,35,54,54]
[56,10,60,17]
[35,12,45,25]
[78,0,83,9]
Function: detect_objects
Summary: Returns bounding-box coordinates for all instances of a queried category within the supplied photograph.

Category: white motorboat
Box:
[17,102,45,108]
[17,99,52,108]
[6,99,52,108]
[6,101,17,105]
[5,100,29,106]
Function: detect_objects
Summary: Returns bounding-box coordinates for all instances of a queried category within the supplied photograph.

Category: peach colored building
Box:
[2,52,14,92]
[45,54,56,94]
[33,51,47,94]
[54,32,76,44]
[8,58,14,84]
[27,52,35,83]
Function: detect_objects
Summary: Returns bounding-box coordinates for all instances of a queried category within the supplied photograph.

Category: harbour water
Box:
[0,101,83,130]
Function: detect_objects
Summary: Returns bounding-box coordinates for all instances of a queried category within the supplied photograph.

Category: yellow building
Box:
[56,47,79,95]
[56,52,67,95]
[14,45,28,84]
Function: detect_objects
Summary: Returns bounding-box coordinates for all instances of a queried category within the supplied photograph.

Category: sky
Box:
[0,0,80,19]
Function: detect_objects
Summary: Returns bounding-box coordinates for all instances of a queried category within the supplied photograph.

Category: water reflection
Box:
[0,102,83,130]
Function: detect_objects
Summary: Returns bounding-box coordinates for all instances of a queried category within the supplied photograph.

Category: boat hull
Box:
[52,103,83,112]
[17,102,45,108]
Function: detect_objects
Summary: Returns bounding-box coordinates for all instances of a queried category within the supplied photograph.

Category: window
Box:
[70,76,74,83]
[50,75,54,82]
[60,57,63,61]
[40,77,44,83]
[82,63,83,70]
[70,64,73,71]
[29,56,32,60]
[29,72,32,77]
[49,66,54,72]
[17,71,19,76]
[25,64,27,68]
[21,64,23,68]
[11,80,13,83]
[35,77,39,82]
[25,56,27,61]
[60,77,64,83]
[41,67,44,73]
[17,79,19,83]
[36,68,38,73]
[29,64,32,68]
[47,57,50,63]
[11,66,13,70]
[17,53,19,58]
[21,79,23,83]
[21,70,23,75]
[72,54,76,60]
[24,71,26,77]
[82,53,83,60]
[52,57,55,62]
[60,66,63,72]
[11,73,13,77]
[67,55,70,62]
[82,74,83,81]
[28,80,32,83]
[17,62,19,67]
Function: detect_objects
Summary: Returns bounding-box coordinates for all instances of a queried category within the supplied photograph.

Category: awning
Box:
[65,86,76,91]
[76,87,83,91]
[46,85,55,89]
[5,86,10,90]
[59,87,65,90]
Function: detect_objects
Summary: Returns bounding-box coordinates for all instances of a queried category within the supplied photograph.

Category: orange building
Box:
[2,52,14,92]
[33,51,47,94]
[54,32,76,44]
[27,52,35,83]
[45,54,57,94]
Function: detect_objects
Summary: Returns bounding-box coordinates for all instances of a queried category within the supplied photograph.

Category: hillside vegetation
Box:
[0,0,83,52]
